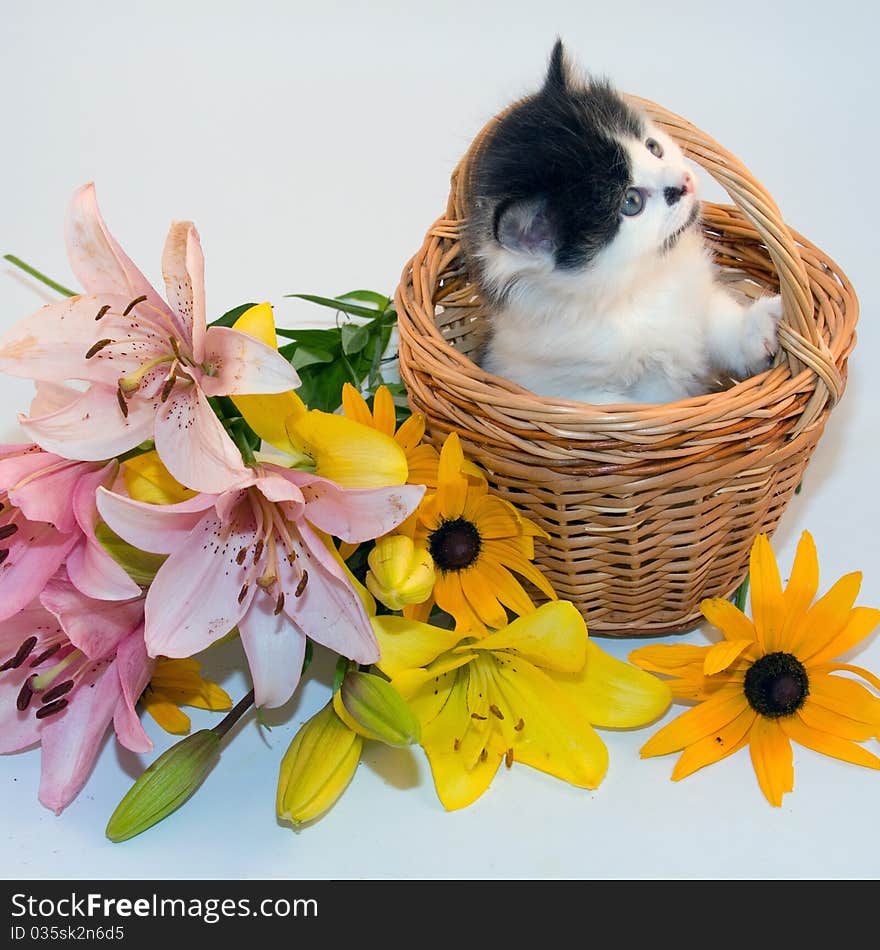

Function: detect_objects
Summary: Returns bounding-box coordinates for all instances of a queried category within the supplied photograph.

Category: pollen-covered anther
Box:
[453,738,461,751]
[36,698,69,720]
[41,679,74,704]
[116,384,130,419]
[471,712,487,721]
[122,294,148,317]
[16,675,35,711]
[489,704,504,720]
[0,635,38,672]
[505,748,514,768]
[30,643,61,667]
[479,748,488,762]
[94,304,112,321]
[514,717,524,731]
[274,592,285,616]
[85,338,114,359]
[0,550,9,565]
[235,547,248,565]
[0,523,20,541]
[252,540,264,563]
[237,583,249,604]
[295,570,309,598]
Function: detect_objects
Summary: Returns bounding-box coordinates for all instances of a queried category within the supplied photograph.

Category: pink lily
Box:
[0,183,300,492]
[96,463,425,709]
[0,444,141,623]
[0,575,152,814]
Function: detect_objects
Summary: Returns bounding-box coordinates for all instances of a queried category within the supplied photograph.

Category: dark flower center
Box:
[428,517,482,572]
[744,651,809,718]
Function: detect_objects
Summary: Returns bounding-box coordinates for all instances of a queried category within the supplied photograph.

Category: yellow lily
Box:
[122,450,197,505]
[229,304,408,488]
[372,601,671,810]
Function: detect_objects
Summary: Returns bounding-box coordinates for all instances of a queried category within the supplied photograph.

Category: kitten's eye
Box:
[646,138,663,158]
[621,187,646,217]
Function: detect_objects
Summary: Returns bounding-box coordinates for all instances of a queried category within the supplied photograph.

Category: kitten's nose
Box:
[664,172,694,205]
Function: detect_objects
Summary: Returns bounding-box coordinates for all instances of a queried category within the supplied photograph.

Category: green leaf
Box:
[95,522,166,586]
[337,289,390,311]
[208,302,258,328]
[289,344,335,370]
[285,293,382,321]
[341,323,370,355]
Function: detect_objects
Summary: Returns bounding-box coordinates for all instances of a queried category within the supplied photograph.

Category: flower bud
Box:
[105,729,220,842]
[333,670,420,747]
[277,702,362,827]
[366,535,435,610]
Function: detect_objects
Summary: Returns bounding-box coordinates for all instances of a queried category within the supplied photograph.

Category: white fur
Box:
[477,122,781,405]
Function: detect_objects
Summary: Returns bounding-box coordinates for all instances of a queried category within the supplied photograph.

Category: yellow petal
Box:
[749,533,785,652]
[471,601,586,673]
[788,571,862,659]
[640,686,748,757]
[371,385,397,437]
[472,557,540,620]
[748,716,793,807]
[395,413,425,453]
[781,531,819,632]
[366,535,435,611]
[803,606,880,666]
[340,382,373,427]
[122,450,196,505]
[459,566,509,630]
[483,540,557,600]
[403,443,440,488]
[806,672,880,726]
[286,410,407,488]
[703,639,755,675]
[419,665,500,810]
[547,638,672,728]
[780,714,880,770]
[142,696,192,735]
[229,303,307,453]
[797,701,877,742]
[670,705,756,780]
[700,598,758,644]
[371,614,463,678]
[488,655,609,789]
[434,570,485,635]
[629,643,710,676]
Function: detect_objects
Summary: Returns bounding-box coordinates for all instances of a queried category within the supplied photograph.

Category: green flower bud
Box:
[106,729,220,842]
[277,702,362,827]
[332,670,420,747]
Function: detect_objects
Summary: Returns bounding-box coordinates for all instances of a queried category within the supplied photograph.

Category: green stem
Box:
[734,574,750,612]
[230,421,256,465]
[4,254,76,297]
[212,689,255,741]
[115,441,156,464]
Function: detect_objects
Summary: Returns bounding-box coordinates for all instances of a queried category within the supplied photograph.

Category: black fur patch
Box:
[465,40,645,275]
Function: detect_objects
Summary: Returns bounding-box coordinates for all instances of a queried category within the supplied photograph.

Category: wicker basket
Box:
[395,95,858,637]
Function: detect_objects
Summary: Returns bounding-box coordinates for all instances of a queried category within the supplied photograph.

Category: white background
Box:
[1,0,878,881]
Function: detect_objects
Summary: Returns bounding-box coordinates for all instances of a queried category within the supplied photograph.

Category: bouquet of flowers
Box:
[2,185,879,841]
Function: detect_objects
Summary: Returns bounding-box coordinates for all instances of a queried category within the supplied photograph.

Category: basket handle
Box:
[627,95,843,416]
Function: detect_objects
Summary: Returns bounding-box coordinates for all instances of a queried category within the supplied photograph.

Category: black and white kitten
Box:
[463,41,781,404]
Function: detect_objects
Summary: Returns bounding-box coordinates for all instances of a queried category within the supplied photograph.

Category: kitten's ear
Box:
[544,38,571,93]
[495,199,555,256]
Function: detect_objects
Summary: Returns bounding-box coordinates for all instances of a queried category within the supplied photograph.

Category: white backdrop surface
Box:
[1,0,878,881]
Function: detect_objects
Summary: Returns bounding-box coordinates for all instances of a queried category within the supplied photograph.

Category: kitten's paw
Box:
[742,295,782,376]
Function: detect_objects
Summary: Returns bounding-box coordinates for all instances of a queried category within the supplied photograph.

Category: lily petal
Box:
[143,503,259,657]
[239,595,307,709]
[0,523,78,623]
[112,630,154,754]
[473,601,587,673]
[286,411,408,488]
[201,326,300,397]
[96,487,215,555]
[297,475,424,543]
[66,183,172,319]
[371,614,463,678]
[19,383,155,461]
[489,655,609,789]
[154,384,250,493]
[39,576,144,658]
[549,638,672,728]
[6,456,90,535]
[161,221,206,362]
[37,655,122,814]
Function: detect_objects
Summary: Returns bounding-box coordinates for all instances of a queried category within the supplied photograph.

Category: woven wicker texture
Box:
[395,95,858,636]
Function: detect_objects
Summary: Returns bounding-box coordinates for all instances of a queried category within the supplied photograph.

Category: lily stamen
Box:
[122,294,148,316]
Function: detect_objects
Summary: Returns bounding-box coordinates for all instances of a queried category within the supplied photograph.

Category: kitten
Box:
[462,40,781,405]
